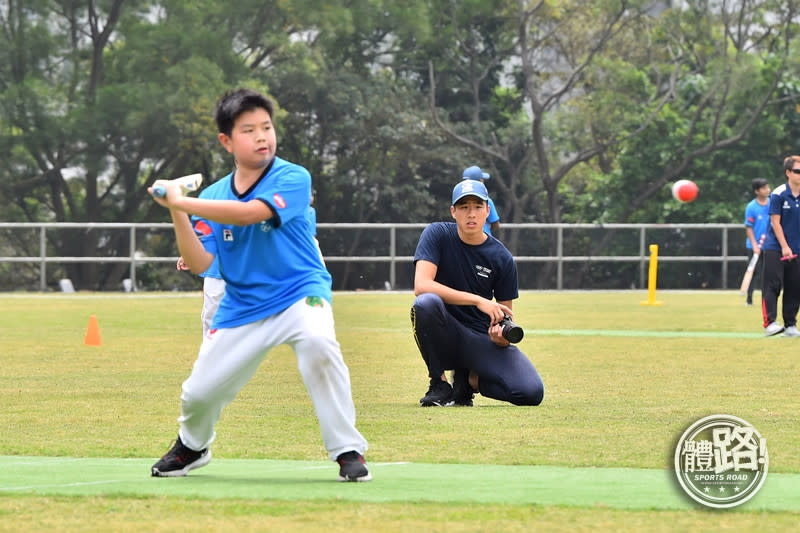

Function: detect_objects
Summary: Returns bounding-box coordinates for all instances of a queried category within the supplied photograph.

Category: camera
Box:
[499,315,524,344]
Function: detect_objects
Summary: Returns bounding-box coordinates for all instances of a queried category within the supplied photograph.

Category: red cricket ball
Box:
[672,180,699,203]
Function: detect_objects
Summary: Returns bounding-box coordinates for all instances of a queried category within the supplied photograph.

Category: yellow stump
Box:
[640,244,663,306]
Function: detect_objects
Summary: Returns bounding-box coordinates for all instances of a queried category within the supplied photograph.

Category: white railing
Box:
[0,222,747,291]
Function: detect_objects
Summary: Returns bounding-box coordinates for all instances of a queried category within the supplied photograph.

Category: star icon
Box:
[704,487,711,493]
[719,487,726,493]
[734,486,741,492]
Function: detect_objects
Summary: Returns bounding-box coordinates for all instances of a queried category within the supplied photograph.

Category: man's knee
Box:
[511,380,544,406]
[413,292,443,312]
[411,293,445,328]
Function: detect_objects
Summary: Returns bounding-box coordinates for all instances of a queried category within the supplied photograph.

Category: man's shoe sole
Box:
[338,472,373,482]
[420,399,454,407]
[151,450,212,477]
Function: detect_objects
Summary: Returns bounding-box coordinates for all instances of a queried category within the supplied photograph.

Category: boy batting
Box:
[148,88,371,482]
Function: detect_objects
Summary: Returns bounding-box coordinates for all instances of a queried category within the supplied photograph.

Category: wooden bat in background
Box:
[739,234,766,295]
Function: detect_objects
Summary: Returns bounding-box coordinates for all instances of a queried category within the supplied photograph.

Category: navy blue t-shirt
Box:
[763,183,800,252]
[413,222,518,334]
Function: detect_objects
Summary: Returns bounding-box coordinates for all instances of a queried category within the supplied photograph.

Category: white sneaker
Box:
[765,322,785,337]
[783,325,800,337]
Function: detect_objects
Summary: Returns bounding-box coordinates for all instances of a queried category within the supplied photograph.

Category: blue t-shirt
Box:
[200,257,222,279]
[191,213,222,279]
[413,222,518,334]
[744,198,769,249]
[762,183,800,252]
[194,156,332,328]
[485,197,500,235]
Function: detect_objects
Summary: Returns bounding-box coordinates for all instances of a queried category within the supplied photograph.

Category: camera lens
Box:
[500,317,524,343]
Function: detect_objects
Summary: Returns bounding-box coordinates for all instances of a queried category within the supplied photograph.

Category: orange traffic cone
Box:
[84,315,102,346]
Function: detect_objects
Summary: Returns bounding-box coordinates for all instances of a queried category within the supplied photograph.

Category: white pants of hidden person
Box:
[200,276,226,338]
[177,296,368,461]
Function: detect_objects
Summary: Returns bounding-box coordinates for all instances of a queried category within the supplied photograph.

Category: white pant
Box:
[200,276,226,338]
[178,296,368,460]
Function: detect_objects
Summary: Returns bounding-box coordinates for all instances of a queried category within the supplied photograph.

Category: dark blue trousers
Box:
[762,249,800,327]
[411,293,544,406]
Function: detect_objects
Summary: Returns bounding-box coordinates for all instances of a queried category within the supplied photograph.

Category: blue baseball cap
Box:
[462,165,490,180]
[452,180,489,205]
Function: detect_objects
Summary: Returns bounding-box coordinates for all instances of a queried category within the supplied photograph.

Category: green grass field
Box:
[1,291,798,531]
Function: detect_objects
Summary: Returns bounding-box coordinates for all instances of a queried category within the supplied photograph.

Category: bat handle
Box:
[152,185,166,198]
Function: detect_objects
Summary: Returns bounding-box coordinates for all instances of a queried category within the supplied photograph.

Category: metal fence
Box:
[0,222,750,291]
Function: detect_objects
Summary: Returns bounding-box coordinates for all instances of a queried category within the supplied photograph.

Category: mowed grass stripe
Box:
[533,329,765,338]
[1,456,798,511]
[329,327,766,338]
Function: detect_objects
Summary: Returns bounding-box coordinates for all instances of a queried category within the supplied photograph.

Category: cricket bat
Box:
[739,234,765,295]
[152,173,203,198]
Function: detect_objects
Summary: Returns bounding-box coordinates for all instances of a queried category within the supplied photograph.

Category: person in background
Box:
[761,156,800,337]
[743,178,771,306]
[462,166,500,236]
[307,188,325,263]
[308,188,317,237]
[177,256,224,338]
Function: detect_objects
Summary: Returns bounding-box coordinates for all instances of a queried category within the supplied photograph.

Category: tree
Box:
[0,0,245,289]
[418,0,798,223]
[3,0,800,291]
[235,0,462,287]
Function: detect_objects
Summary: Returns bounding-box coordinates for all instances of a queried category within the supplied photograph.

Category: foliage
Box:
[2,1,800,289]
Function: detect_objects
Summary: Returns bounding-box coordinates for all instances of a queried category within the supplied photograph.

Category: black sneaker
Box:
[450,368,474,407]
[151,435,211,477]
[419,378,453,407]
[337,450,372,482]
